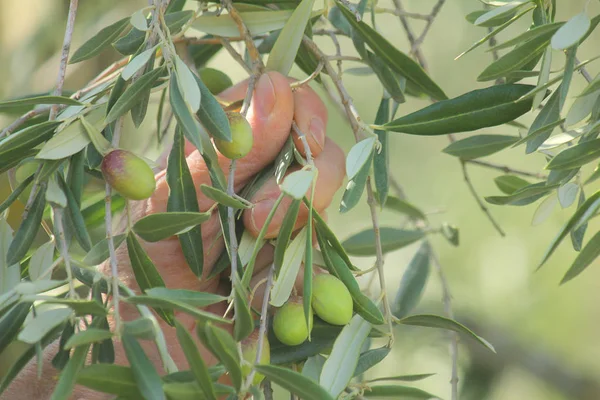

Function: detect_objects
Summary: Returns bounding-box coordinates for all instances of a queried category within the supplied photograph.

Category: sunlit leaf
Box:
[551,12,591,50]
[133,212,211,242]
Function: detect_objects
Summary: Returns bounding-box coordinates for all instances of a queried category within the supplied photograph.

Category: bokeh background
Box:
[1,1,600,399]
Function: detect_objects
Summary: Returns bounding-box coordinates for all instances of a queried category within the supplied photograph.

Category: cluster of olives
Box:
[273,274,353,346]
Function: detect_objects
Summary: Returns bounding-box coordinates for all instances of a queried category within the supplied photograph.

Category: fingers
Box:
[243,138,345,238]
[291,84,327,157]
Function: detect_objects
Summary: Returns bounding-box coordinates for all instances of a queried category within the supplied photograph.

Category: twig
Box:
[53,208,76,299]
[484,4,504,86]
[221,0,263,74]
[302,35,393,342]
[410,0,446,55]
[221,38,253,74]
[466,159,546,180]
[290,62,324,92]
[390,0,428,69]
[245,264,274,389]
[430,250,459,400]
[372,7,431,20]
[574,56,593,83]
[317,24,343,75]
[106,118,125,335]
[263,380,274,400]
[326,55,364,63]
[50,0,79,120]
[460,161,505,237]
[0,107,50,138]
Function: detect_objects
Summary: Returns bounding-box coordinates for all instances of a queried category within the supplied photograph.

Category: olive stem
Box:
[245,264,274,390]
[289,62,324,92]
[302,35,395,343]
[221,38,253,75]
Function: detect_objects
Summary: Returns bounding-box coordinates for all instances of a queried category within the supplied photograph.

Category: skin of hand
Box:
[4,71,346,399]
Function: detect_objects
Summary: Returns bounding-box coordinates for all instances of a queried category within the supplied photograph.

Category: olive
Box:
[101,149,156,200]
[273,298,313,346]
[312,274,353,326]
[213,112,253,160]
[241,329,270,385]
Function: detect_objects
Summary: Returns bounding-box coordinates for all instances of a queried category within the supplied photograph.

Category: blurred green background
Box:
[2,1,600,399]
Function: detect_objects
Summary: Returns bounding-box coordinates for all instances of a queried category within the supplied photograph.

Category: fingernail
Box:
[309,117,325,152]
[251,199,275,233]
[255,73,276,117]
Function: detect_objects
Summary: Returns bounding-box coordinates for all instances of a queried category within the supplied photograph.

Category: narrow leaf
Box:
[342,227,425,256]
[255,364,336,400]
[70,18,130,63]
[133,211,211,242]
[394,242,430,318]
[122,334,166,400]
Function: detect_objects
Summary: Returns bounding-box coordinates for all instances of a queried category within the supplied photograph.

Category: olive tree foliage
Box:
[0,0,598,398]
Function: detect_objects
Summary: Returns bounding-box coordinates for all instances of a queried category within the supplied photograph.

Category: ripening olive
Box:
[312,274,353,326]
[198,67,233,95]
[241,329,271,385]
[273,298,313,346]
[213,112,253,160]
[101,149,156,200]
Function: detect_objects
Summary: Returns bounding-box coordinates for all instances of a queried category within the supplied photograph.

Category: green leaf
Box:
[171,75,203,153]
[353,347,391,377]
[58,175,92,251]
[267,0,316,75]
[0,175,33,215]
[381,195,427,220]
[22,297,107,316]
[562,229,600,284]
[478,30,553,81]
[364,385,439,398]
[175,320,217,400]
[486,182,555,206]
[373,98,390,206]
[367,374,436,383]
[551,12,591,50]
[571,189,587,251]
[77,364,142,398]
[82,234,127,266]
[126,232,173,325]
[320,315,371,398]
[274,199,302,272]
[191,10,317,38]
[0,121,61,169]
[381,84,535,135]
[200,184,250,209]
[50,342,90,400]
[200,323,243,391]
[474,1,531,26]
[28,241,55,281]
[174,56,201,112]
[18,307,72,344]
[80,116,111,156]
[339,151,373,213]
[336,2,446,101]
[105,66,164,124]
[343,227,425,256]
[233,285,253,341]
[489,22,563,52]
[346,137,375,181]
[310,207,358,271]
[442,135,518,160]
[456,4,536,59]
[546,138,600,170]
[0,302,31,356]
[194,74,231,143]
[122,334,166,400]
[0,96,81,111]
[393,242,430,319]
[7,187,46,265]
[133,212,211,242]
[167,129,204,277]
[494,175,530,195]
[145,287,226,307]
[125,295,230,324]
[398,314,496,352]
[122,46,157,81]
[271,228,308,307]
[256,364,335,400]
[114,11,193,55]
[281,170,315,200]
[64,328,113,349]
[70,17,130,63]
[539,190,600,268]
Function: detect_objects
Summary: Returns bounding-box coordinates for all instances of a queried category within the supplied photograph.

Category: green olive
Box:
[241,329,270,385]
[213,112,253,160]
[198,67,233,95]
[312,274,353,326]
[101,149,156,200]
[273,298,312,346]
